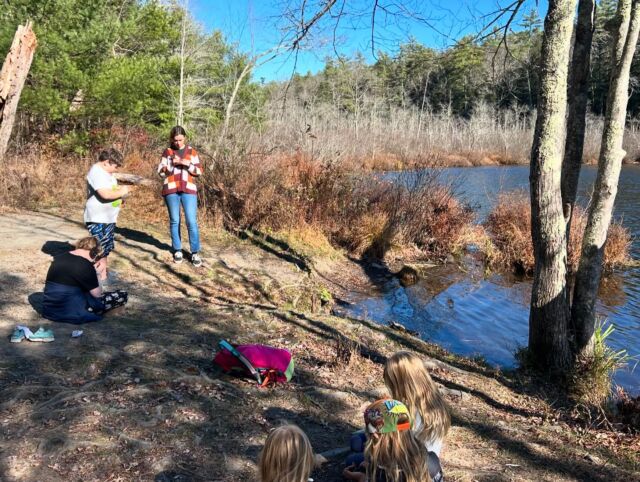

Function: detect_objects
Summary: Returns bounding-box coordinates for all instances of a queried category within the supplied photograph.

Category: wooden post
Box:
[0,21,37,161]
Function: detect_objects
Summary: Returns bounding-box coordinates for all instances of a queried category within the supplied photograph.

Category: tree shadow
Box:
[154,470,195,482]
[236,229,312,274]
[115,226,172,252]
[455,413,633,481]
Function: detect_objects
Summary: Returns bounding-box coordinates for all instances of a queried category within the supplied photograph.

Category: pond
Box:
[338,165,640,394]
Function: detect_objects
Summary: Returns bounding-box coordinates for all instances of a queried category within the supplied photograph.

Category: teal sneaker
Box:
[29,327,54,343]
[10,328,25,343]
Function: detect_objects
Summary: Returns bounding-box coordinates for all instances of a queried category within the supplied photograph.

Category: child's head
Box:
[98,148,124,173]
[363,399,431,482]
[75,236,103,261]
[383,351,450,443]
[169,125,187,149]
[258,424,314,482]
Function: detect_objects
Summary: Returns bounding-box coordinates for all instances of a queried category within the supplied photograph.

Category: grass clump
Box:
[484,191,631,275]
[570,322,630,407]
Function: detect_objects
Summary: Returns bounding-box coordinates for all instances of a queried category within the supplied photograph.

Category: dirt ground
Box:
[0,210,638,482]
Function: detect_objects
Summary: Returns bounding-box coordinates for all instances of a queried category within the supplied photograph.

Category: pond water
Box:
[339,165,640,394]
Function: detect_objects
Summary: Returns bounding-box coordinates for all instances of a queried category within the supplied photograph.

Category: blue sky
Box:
[190,0,547,82]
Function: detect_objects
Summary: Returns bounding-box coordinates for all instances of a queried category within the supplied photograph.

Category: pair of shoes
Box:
[191,253,203,267]
[174,251,184,264]
[10,327,54,343]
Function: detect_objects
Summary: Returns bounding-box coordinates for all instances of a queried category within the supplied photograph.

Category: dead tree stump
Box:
[0,21,37,161]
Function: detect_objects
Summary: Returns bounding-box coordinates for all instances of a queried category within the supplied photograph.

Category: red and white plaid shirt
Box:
[157,146,202,196]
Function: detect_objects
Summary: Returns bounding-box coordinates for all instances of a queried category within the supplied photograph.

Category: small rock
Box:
[584,453,602,464]
[389,321,420,337]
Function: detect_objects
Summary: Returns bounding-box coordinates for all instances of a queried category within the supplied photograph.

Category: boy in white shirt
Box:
[84,148,132,282]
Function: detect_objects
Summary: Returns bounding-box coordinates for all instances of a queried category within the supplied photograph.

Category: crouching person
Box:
[42,236,128,324]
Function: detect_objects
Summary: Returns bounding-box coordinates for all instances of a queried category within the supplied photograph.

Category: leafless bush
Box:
[201,145,473,260]
[485,191,632,274]
[244,99,640,167]
[0,145,88,210]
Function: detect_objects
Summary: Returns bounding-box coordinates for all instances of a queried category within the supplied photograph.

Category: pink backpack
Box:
[213,340,295,387]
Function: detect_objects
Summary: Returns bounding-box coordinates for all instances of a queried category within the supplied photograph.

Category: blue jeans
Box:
[344,432,366,467]
[165,193,200,253]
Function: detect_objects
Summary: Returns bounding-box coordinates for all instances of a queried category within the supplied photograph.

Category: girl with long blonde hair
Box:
[383,351,450,455]
[343,399,443,482]
[259,424,314,482]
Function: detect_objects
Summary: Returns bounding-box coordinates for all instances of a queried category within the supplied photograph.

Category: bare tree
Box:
[177,0,188,126]
[571,0,640,357]
[528,0,577,373]
[561,0,596,240]
[0,22,37,161]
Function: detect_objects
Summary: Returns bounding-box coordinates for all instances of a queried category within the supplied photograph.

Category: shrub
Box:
[485,191,631,274]
[483,191,533,273]
[206,152,474,261]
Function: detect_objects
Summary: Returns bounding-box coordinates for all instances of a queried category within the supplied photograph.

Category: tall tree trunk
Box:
[528,0,577,374]
[0,22,37,161]
[572,0,640,357]
[177,0,188,126]
[561,0,596,238]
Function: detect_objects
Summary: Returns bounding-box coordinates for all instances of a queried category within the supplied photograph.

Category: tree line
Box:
[2,0,638,150]
[283,1,640,122]
[0,0,262,150]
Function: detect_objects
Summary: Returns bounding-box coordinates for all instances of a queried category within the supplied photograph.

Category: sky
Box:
[190,0,548,82]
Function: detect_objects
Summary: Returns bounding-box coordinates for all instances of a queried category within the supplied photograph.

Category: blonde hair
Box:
[258,424,314,482]
[384,351,450,446]
[366,430,431,482]
[75,236,103,258]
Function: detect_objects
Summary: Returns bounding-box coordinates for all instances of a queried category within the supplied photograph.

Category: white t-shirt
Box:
[84,163,121,223]
[413,412,444,456]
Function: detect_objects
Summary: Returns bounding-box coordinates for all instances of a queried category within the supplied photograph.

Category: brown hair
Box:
[383,352,450,447]
[169,125,187,144]
[258,424,314,482]
[365,429,431,482]
[98,147,124,166]
[75,236,103,260]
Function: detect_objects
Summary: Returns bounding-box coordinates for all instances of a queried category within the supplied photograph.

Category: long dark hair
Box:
[169,125,187,148]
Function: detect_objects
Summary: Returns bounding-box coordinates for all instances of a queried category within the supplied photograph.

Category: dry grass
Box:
[205,152,474,261]
[0,127,168,225]
[1,140,474,262]
[484,191,632,274]
[251,100,640,167]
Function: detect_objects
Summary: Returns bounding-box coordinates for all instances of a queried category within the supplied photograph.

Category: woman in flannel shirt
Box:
[157,126,203,267]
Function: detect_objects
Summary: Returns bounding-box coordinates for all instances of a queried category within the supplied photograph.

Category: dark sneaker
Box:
[173,251,184,264]
[191,253,202,267]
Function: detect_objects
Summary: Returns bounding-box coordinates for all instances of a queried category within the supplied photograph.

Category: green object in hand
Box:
[111,185,122,207]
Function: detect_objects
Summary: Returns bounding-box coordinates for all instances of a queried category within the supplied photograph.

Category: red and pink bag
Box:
[213,340,295,387]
